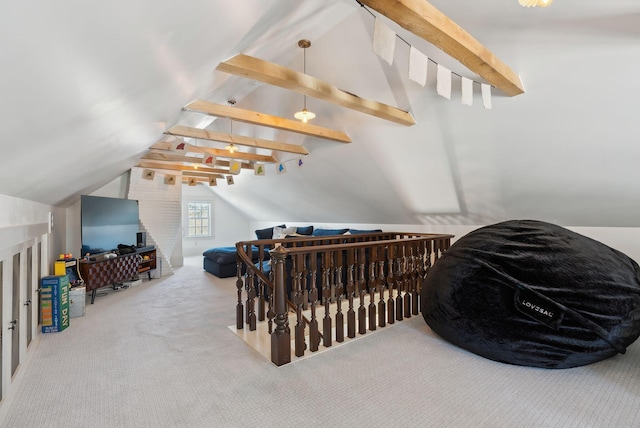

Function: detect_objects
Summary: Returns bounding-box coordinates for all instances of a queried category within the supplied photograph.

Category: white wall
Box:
[0,194,53,420]
[128,167,183,273]
[182,185,252,257]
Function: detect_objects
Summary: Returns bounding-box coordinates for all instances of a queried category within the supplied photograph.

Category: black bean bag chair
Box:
[421,220,640,369]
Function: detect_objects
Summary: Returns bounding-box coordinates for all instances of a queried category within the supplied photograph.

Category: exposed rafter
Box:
[357,0,524,96]
[216,54,416,126]
[165,125,309,156]
[198,146,277,163]
[142,150,206,164]
[141,151,230,173]
[183,100,352,144]
[151,140,277,164]
[136,160,226,177]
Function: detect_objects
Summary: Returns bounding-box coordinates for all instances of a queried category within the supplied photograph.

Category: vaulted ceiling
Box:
[2,0,639,227]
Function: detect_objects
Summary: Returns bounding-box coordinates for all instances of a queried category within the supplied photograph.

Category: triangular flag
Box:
[142,169,155,180]
[164,174,176,185]
[373,18,396,66]
[482,84,492,110]
[298,158,303,167]
[461,77,473,106]
[209,177,217,186]
[226,175,234,185]
[254,164,265,176]
[409,47,428,86]
[277,162,286,175]
[202,155,215,165]
[230,160,241,175]
[188,177,197,186]
[436,64,451,100]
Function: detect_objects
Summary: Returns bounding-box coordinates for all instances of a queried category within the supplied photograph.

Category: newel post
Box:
[271,246,291,366]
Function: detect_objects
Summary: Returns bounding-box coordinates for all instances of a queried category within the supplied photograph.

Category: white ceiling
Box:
[1,0,639,227]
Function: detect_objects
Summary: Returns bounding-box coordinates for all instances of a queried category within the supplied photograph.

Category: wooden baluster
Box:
[329,250,336,303]
[412,241,422,315]
[377,245,386,328]
[387,244,395,325]
[322,251,332,348]
[358,247,367,335]
[257,247,266,322]
[270,246,291,366]
[246,248,257,330]
[433,239,441,263]
[267,258,275,334]
[235,258,244,329]
[309,251,320,352]
[404,243,412,319]
[395,248,404,322]
[368,245,377,331]
[347,249,356,339]
[293,253,306,358]
[335,250,345,343]
[302,258,310,311]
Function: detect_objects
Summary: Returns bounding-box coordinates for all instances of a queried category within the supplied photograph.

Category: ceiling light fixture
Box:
[294,39,316,124]
[518,0,553,7]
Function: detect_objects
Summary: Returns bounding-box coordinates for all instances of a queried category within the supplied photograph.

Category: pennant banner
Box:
[254,164,265,176]
[226,175,234,185]
[202,155,215,165]
[277,163,287,175]
[142,169,155,180]
[373,18,396,65]
[436,64,452,100]
[409,47,428,86]
[164,174,176,185]
[461,77,473,106]
[172,140,187,151]
[482,84,492,110]
[230,161,241,175]
[366,9,496,110]
[209,177,217,187]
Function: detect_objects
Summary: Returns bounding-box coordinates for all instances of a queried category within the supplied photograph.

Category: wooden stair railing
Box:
[235,232,453,366]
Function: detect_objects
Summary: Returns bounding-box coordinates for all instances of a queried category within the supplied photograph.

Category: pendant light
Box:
[294,39,316,123]
[225,99,238,153]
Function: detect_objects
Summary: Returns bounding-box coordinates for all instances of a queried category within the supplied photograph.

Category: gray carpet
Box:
[2,257,639,427]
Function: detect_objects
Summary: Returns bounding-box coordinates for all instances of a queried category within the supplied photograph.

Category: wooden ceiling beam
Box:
[165,125,308,156]
[150,140,276,163]
[136,160,226,176]
[183,100,351,144]
[217,54,416,126]
[197,146,277,163]
[358,0,524,96]
[142,150,204,164]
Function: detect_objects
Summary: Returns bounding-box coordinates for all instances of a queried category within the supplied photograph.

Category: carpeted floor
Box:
[2,257,639,427]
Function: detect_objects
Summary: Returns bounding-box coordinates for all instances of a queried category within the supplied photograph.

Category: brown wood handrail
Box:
[234,231,454,366]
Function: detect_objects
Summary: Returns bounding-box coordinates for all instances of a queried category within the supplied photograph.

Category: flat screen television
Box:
[81,195,140,255]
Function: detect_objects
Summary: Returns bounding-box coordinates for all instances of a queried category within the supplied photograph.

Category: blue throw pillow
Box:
[348,229,383,234]
[312,228,349,236]
[296,225,314,235]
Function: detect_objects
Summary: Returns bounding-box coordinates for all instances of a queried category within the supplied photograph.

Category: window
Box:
[186,201,212,237]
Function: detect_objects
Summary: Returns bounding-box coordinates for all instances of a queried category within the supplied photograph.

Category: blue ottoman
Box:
[203,246,265,278]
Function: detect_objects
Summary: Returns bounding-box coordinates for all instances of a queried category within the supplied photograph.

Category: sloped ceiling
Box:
[1,0,639,227]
